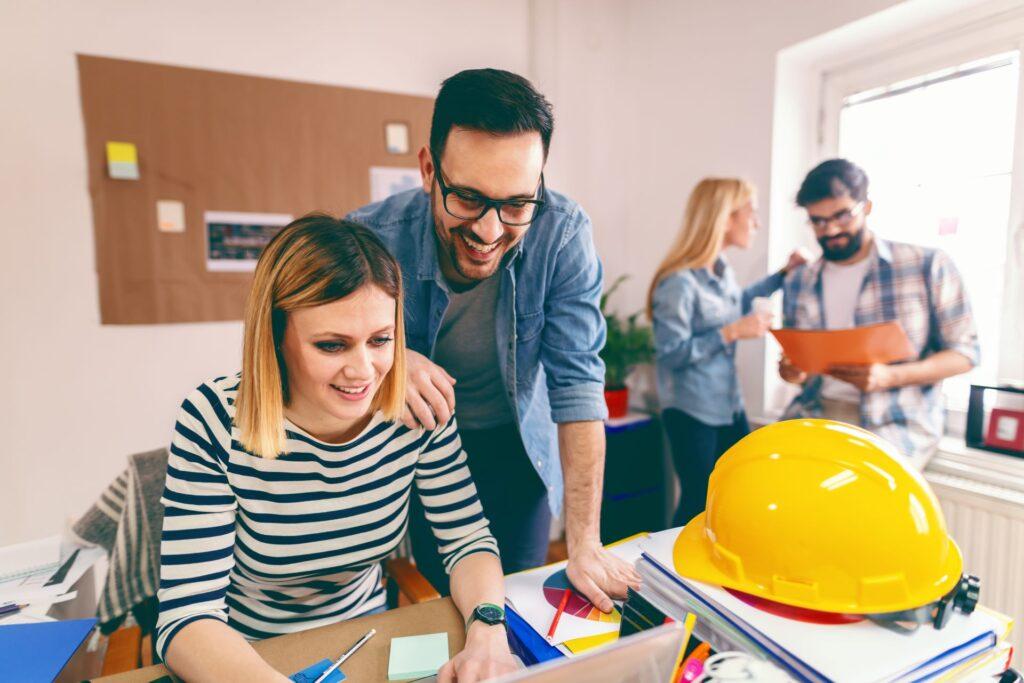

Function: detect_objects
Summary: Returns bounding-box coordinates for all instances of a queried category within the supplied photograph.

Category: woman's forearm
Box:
[448,551,505,620]
[164,618,288,683]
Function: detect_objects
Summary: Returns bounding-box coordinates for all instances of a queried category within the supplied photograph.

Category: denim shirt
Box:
[652,258,784,426]
[347,188,608,516]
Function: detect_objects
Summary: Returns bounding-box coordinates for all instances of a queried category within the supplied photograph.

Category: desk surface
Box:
[94,599,466,682]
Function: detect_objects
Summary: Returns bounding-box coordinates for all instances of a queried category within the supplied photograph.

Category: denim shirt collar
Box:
[692,256,728,287]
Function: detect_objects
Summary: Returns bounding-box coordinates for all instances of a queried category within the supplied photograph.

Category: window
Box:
[835,51,1020,407]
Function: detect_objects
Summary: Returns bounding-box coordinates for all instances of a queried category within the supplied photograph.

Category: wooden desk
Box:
[93,599,466,682]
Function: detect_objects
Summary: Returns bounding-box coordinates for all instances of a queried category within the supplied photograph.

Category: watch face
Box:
[477,604,504,624]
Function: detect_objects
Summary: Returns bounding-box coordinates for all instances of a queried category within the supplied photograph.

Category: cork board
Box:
[77,55,432,324]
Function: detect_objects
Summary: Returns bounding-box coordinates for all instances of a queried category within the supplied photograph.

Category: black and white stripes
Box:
[155,375,497,659]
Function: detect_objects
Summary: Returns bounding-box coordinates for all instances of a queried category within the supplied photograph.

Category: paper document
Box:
[504,535,646,645]
[0,536,60,585]
[771,321,915,374]
[0,539,103,605]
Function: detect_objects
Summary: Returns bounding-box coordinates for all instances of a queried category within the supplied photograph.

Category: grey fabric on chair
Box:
[72,448,168,631]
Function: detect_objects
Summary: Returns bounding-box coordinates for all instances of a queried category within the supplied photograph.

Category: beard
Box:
[818,228,865,262]
[430,193,506,283]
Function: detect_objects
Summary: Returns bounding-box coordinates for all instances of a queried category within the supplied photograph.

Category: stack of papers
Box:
[639,528,1014,682]
[0,536,103,624]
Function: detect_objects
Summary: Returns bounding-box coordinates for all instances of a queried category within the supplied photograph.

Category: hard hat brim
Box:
[672,512,964,615]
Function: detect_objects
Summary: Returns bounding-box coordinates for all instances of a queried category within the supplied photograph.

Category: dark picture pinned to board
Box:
[384,121,410,154]
[205,211,293,272]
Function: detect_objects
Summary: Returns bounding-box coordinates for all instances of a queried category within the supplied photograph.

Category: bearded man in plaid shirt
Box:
[779,159,979,467]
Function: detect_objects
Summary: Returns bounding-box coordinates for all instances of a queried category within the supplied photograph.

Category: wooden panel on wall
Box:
[77,55,433,324]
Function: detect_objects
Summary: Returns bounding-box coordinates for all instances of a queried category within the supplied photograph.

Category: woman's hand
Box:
[722,311,772,343]
[784,247,812,274]
[437,622,518,683]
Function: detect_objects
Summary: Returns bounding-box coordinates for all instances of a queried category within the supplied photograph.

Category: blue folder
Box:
[505,605,563,666]
[0,617,97,681]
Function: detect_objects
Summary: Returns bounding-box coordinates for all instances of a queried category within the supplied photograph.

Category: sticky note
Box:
[289,658,346,683]
[387,632,449,680]
[384,122,409,154]
[106,141,139,180]
[157,200,185,233]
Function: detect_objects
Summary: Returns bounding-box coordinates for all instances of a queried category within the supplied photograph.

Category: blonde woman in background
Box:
[156,214,515,683]
[648,179,807,528]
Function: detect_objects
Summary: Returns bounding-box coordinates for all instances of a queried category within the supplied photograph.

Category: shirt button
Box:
[536,459,543,469]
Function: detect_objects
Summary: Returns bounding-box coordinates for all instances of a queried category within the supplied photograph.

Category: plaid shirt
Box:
[781,238,979,459]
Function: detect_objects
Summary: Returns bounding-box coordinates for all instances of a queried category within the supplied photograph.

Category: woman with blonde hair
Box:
[156,214,515,682]
[648,179,806,527]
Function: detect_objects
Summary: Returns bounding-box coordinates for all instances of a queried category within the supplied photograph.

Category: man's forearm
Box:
[558,420,605,553]
[891,350,974,388]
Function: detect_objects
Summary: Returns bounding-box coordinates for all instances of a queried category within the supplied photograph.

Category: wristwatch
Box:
[466,602,507,631]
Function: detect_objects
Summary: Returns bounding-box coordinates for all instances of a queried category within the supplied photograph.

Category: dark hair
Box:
[429,68,554,160]
[796,159,870,207]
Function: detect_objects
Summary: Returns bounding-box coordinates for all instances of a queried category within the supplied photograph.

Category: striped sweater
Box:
[155,376,498,659]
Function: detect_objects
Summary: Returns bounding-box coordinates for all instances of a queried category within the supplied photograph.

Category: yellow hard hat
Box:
[673,419,963,615]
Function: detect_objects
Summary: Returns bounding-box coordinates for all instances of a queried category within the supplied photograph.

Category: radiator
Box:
[926,451,1024,671]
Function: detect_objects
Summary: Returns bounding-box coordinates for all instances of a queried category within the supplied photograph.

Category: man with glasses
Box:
[779,158,979,466]
[348,69,639,611]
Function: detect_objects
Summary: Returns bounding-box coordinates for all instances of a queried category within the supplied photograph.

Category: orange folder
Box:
[770,321,916,375]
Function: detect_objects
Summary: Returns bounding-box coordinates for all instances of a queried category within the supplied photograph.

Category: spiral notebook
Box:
[0,536,61,584]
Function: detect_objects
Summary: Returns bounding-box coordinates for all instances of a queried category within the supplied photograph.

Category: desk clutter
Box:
[639,528,1013,682]
[502,527,1016,682]
[0,535,104,680]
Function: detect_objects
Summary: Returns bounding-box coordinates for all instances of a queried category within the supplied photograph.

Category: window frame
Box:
[814,14,1024,436]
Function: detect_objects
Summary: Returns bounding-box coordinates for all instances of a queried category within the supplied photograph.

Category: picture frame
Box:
[985,408,1024,452]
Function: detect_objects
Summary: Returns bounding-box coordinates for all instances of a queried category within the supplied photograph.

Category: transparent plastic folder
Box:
[495,622,685,683]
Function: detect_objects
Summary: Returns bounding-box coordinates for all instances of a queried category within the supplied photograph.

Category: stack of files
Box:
[639,528,1014,683]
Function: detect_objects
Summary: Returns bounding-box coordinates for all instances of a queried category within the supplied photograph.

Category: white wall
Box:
[533,0,905,418]
[0,0,531,544]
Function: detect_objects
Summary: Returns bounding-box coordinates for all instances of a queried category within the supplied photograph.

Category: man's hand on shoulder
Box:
[403,349,456,430]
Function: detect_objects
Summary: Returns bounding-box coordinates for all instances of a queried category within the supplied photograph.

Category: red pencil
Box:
[546,587,572,641]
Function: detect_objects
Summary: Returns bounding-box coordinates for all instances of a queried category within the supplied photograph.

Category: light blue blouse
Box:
[652,258,784,426]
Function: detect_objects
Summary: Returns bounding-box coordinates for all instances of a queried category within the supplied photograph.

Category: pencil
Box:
[546,588,572,641]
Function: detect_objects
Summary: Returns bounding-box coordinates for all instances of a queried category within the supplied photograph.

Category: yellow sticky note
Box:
[106,141,139,180]
[106,141,137,163]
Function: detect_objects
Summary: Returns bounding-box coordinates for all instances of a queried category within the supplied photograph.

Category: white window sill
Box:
[751,414,1024,498]
[926,437,1024,499]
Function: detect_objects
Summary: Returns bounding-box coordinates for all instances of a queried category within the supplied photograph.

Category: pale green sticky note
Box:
[387,632,449,680]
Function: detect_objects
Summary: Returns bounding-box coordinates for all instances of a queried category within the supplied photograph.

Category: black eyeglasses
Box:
[807,202,865,230]
[432,155,545,227]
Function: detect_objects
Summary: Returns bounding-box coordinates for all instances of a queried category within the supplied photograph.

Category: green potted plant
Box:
[599,275,654,418]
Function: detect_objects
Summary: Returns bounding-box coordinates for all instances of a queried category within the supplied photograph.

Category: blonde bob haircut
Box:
[646,177,755,318]
[236,214,407,458]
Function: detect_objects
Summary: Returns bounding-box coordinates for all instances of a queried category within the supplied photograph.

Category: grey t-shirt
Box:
[433,274,515,430]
